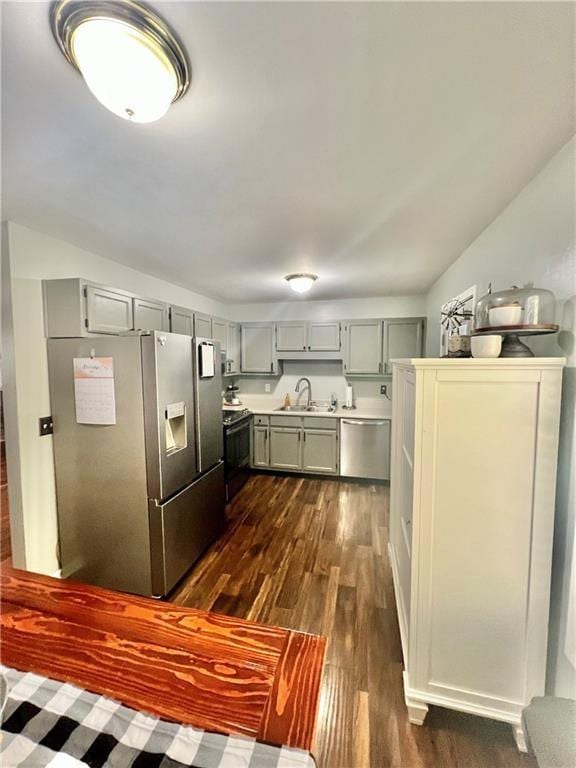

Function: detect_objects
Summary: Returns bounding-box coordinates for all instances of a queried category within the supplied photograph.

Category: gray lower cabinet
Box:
[194,313,212,338]
[241,323,277,374]
[270,426,301,469]
[133,298,169,332]
[253,415,339,475]
[252,425,270,467]
[302,429,338,473]
[170,305,194,335]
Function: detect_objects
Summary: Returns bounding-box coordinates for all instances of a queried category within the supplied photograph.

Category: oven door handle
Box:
[226,421,251,438]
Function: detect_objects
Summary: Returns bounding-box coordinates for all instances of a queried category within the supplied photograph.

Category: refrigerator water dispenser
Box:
[165,401,187,453]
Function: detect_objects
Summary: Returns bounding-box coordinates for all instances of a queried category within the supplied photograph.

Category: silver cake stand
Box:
[473,324,559,357]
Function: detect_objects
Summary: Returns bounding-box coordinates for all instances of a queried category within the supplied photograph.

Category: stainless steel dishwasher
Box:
[340,418,391,480]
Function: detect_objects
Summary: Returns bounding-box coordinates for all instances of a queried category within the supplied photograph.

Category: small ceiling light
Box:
[285,273,318,294]
[51,0,190,123]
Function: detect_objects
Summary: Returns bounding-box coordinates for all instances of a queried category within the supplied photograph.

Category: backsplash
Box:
[230,360,392,404]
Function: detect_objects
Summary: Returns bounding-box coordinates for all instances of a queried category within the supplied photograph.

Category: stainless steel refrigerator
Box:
[47,332,225,597]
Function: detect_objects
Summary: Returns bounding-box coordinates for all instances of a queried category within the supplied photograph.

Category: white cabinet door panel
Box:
[276,322,307,352]
[302,429,338,474]
[85,286,134,334]
[344,321,382,374]
[133,298,169,332]
[170,306,194,335]
[212,318,227,352]
[308,322,340,351]
[252,426,270,467]
[241,324,276,373]
[270,427,301,469]
[194,313,212,338]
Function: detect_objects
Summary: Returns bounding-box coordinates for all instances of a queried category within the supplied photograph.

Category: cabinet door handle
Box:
[298,431,301,442]
[342,419,389,426]
[303,431,306,442]
[270,362,273,372]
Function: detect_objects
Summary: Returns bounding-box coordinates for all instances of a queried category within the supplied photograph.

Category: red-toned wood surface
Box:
[258,631,326,749]
[0,566,325,750]
[1,568,286,669]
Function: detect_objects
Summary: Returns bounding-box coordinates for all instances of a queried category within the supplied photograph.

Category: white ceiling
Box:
[2,2,575,303]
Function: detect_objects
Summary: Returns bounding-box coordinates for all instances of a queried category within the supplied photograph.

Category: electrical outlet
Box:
[264,383,271,393]
[380,385,388,396]
[39,416,53,436]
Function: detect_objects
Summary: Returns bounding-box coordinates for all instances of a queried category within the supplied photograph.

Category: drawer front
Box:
[270,415,303,428]
[253,414,270,426]
[302,416,337,430]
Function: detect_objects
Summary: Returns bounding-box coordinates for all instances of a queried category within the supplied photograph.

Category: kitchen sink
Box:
[275,404,336,413]
[305,405,335,413]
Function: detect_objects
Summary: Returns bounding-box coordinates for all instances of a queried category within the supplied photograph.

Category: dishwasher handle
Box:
[341,419,389,426]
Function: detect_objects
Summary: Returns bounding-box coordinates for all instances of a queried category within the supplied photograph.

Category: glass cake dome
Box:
[473,285,558,357]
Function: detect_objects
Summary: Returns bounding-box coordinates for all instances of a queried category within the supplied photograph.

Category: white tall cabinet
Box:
[389,358,564,751]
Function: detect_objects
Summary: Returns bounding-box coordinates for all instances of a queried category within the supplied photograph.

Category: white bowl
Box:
[471,335,502,358]
[488,305,522,327]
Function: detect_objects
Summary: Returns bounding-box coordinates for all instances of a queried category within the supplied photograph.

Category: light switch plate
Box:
[264,383,271,393]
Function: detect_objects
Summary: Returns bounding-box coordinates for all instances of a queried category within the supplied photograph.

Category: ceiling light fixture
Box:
[285,273,318,294]
[51,0,190,123]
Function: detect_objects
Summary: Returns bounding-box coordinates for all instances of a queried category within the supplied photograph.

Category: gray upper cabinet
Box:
[133,298,169,332]
[212,318,227,352]
[241,323,277,374]
[170,305,194,335]
[270,426,301,470]
[194,313,212,339]
[344,320,383,374]
[302,429,338,474]
[308,322,340,351]
[86,286,134,335]
[274,321,341,354]
[276,322,307,352]
[225,322,240,375]
[382,318,424,371]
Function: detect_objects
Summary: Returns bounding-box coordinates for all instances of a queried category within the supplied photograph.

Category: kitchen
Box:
[1,2,575,768]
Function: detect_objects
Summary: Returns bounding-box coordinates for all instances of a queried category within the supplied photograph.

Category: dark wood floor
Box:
[171,473,537,768]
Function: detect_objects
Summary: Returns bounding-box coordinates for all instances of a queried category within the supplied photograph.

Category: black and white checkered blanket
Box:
[0,667,316,768]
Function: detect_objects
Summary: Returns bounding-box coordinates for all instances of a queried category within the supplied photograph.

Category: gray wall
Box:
[425,137,576,698]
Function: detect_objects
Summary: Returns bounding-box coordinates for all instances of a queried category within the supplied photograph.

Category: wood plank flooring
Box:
[171,473,537,768]
[1,565,325,750]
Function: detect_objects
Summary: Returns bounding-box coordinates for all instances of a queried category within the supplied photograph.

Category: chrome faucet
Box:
[295,377,312,408]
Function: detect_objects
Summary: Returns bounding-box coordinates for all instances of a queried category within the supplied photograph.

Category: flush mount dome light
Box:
[51,0,190,123]
[285,273,318,294]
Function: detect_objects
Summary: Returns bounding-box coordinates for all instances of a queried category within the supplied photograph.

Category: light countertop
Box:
[236,396,392,421]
